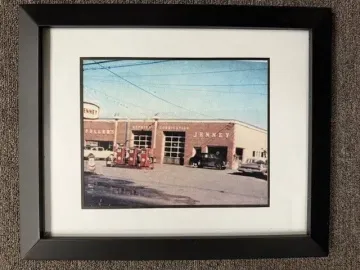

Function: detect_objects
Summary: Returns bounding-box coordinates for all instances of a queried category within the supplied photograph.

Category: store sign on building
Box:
[85,129,115,135]
[159,126,190,131]
[193,132,230,138]
[132,125,152,130]
[83,102,100,119]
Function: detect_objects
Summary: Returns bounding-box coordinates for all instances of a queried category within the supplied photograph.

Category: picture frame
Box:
[19,4,332,260]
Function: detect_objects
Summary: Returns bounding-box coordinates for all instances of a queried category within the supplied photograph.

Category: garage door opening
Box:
[132,131,152,148]
[163,131,186,165]
[207,146,228,161]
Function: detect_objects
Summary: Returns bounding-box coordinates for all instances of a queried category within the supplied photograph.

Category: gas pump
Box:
[139,148,154,169]
[115,147,126,165]
[139,149,148,167]
[106,146,155,169]
[127,148,138,166]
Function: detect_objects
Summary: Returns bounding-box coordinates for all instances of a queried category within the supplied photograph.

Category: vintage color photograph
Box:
[82,58,269,208]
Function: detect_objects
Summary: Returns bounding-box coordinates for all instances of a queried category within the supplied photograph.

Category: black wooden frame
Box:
[19,4,333,260]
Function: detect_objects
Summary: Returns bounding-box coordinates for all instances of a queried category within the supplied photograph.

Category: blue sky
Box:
[83,59,268,129]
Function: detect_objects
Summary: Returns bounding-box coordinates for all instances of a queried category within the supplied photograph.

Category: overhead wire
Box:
[85,86,128,109]
[136,82,267,87]
[83,78,267,95]
[95,62,213,118]
[84,86,156,117]
[84,60,267,125]
[83,60,124,66]
[87,67,268,77]
[83,60,171,71]
[83,61,267,94]
[142,85,267,95]
[84,86,214,119]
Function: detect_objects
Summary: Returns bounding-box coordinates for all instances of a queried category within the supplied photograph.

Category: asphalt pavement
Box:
[84,161,268,208]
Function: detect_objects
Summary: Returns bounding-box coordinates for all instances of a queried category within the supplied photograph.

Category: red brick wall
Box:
[84,121,115,142]
[155,121,235,165]
[183,122,235,166]
[115,122,127,145]
[84,120,236,166]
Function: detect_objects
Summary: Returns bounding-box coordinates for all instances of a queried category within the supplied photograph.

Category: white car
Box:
[238,158,268,177]
[84,146,113,160]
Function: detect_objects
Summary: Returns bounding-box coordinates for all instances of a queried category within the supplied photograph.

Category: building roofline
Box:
[85,118,267,132]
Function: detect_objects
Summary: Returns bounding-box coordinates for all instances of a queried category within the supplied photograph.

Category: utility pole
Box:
[125,116,130,147]
[113,113,120,149]
[152,115,159,149]
[152,114,159,164]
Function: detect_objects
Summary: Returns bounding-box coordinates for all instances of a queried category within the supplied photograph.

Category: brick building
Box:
[84,118,267,169]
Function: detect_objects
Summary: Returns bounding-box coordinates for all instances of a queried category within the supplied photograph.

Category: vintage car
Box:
[190,153,227,170]
[83,146,113,160]
[237,158,268,177]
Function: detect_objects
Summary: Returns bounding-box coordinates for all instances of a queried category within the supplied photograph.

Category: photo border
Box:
[80,57,271,209]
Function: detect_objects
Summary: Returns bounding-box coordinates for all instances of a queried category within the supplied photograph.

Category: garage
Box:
[207,146,228,161]
[163,131,186,165]
[132,131,152,148]
[84,119,267,169]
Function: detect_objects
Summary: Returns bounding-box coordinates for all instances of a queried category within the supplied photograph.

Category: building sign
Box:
[159,126,189,131]
[132,125,190,131]
[132,125,153,130]
[83,102,100,119]
[85,129,115,135]
[193,132,230,138]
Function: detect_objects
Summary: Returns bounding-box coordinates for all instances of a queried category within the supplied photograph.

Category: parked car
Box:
[238,158,268,177]
[84,146,113,160]
[190,153,227,170]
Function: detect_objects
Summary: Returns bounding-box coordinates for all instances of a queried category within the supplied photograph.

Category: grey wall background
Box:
[1,0,359,269]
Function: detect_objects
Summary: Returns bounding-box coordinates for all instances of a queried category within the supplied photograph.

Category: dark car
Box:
[190,153,227,170]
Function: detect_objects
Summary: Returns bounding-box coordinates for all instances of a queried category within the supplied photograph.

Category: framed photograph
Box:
[19,4,332,260]
[81,57,270,209]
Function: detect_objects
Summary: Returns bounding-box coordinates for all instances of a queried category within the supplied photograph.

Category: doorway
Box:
[163,131,186,165]
[194,147,201,155]
[207,146,228,161]
[236,148,244,162]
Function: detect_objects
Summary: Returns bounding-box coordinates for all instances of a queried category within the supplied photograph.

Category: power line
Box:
[83,60,123,66]
[145,85,267,95]
[85,67,267,77]
[85,87,128,109]
[84,85,156,114]
[95,62,212,118]
[83,60,171,71]
[137,82,267,87]
[82,78,267,95]
[164,89,266,95]
[123,68,267,77]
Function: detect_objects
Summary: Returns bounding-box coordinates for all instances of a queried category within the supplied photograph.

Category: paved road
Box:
[84,161,268,208]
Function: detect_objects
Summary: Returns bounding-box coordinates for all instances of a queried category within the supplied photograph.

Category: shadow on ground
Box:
[84,172,199,208]
[228,172,268,181]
